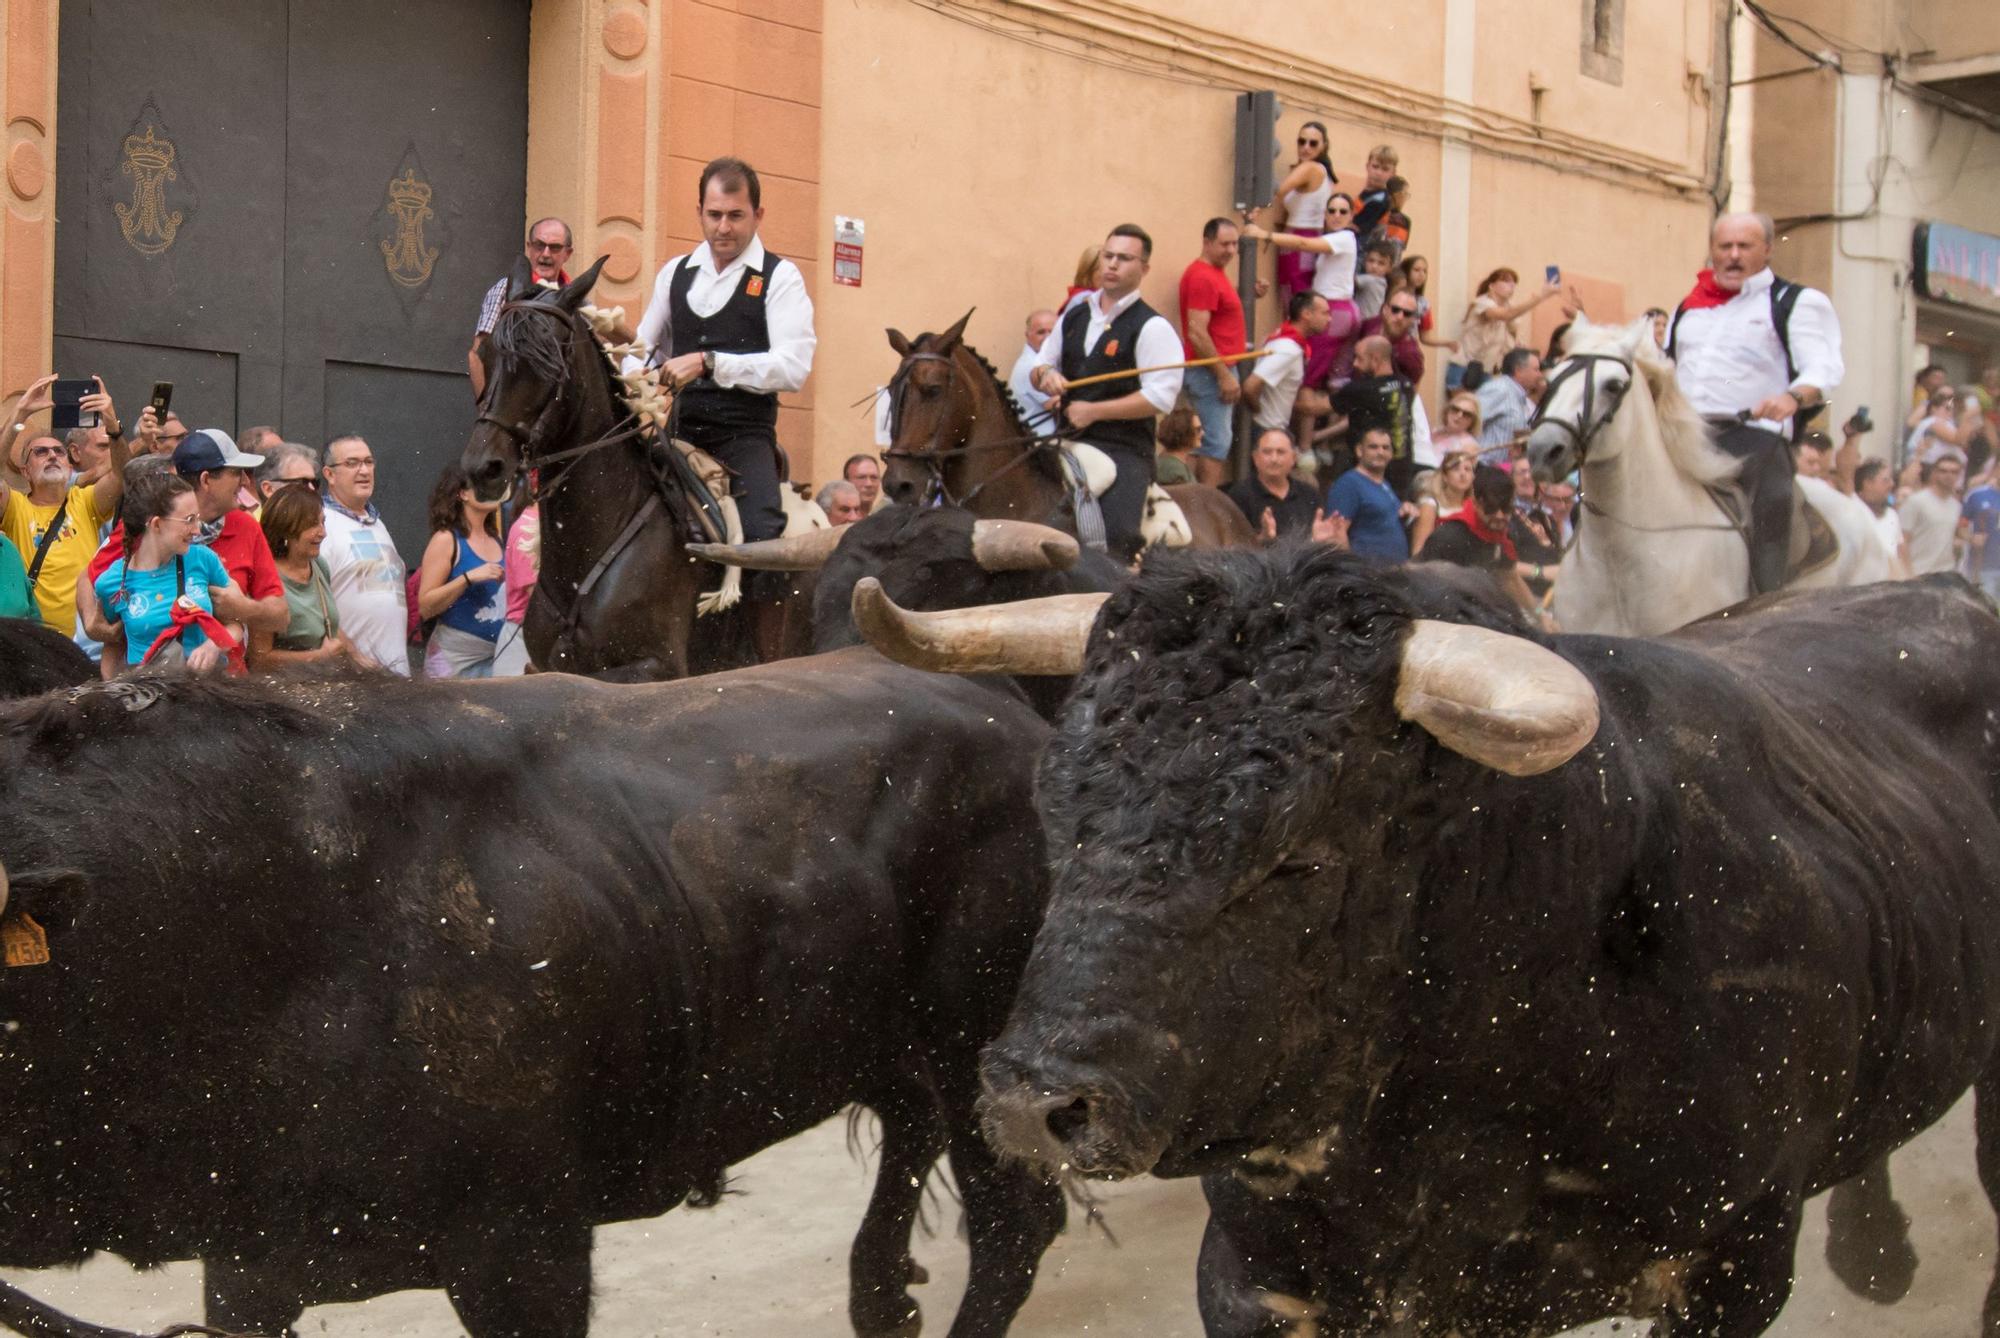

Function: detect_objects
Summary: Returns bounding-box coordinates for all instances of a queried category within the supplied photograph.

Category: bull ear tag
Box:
[2,913,49,968]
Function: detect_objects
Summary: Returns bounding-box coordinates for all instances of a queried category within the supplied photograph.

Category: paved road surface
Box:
[5,1097,1991,1335]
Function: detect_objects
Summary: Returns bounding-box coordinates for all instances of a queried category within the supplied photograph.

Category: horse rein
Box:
[881,350,1074,508]
[1528,352,1632,466]
[477,300,651,500]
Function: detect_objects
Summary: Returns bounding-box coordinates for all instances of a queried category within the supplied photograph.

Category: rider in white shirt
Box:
[1669,212,1843,593]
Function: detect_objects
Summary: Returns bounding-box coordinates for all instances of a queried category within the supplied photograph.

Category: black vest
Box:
[667,249,780,433]
[1058,295,1160,458]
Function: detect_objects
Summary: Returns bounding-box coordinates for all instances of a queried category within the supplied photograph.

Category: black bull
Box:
[979,551,2000,1336]
[0,660,1063,1338]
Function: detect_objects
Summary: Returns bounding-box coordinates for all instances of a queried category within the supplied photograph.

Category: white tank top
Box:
[1310,229,1358,302]
[1282,164,1333,230]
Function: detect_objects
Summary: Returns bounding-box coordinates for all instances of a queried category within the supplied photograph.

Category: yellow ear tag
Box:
[3,913,50,968]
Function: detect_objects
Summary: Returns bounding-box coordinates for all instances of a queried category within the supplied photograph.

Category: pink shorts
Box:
[1276,229,1321,292]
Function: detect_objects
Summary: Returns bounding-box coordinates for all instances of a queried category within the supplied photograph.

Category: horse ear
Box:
[555,256,610,311]
[888,329,913,357]
[938,308,976,352]
[504,254,540,302]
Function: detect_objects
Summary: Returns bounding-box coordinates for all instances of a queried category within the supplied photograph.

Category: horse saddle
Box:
[647,438,734,546]
[1708,482,1838,584]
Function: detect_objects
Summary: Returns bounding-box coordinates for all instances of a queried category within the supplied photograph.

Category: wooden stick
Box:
[1059,350,1267,391]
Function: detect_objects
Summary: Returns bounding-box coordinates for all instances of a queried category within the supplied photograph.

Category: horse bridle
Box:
[1527,352,1633,466]
[474,300,648,499]
[880,349,1071,507]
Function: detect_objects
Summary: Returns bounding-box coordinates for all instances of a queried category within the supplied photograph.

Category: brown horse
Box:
[461,258,805,680]
[879,313,1254,548]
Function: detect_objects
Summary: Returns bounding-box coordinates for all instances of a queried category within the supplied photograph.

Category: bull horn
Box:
[688,524,853,571]
[1394,620,1599,776]
[970,520,1079,572]
[853,578,1107,675]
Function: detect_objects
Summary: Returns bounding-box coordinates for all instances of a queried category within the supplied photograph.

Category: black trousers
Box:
[1099,446,1156,561]
[680,419,785,543]
[1711,420,1794,595]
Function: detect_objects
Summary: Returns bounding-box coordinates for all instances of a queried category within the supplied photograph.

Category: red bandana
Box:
[1679,268,1739,313]
[1454,500,1517,561]
[1267,322,1310,353]
[143,597,246,674]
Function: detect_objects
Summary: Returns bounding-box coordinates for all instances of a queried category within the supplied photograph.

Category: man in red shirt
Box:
[1179,218,1247,486]
[83,430,288,670]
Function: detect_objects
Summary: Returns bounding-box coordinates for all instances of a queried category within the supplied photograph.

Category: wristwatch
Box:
[701,350,716,377]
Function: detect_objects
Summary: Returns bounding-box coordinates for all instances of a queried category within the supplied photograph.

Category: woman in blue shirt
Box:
[416,463,507,678]
[93,471,244,674]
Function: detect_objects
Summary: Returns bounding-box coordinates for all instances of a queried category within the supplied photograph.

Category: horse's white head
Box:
[1524,314,1660,483]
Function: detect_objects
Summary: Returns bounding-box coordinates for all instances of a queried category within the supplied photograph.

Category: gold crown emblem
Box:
[122,126,175,171]
[387,168,432,209]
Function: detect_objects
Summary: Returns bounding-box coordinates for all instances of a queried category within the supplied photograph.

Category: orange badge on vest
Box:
[1104,339,1120,357]
[747,276,765,297]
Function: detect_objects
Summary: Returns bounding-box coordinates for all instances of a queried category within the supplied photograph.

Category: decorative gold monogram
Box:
[115,124,183,256]
[380,167,439,289]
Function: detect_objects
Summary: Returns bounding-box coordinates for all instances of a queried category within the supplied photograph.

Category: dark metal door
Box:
[55,0,529,552]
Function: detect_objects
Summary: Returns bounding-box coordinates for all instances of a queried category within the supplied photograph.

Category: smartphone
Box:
[148,381,174,427]
[1848,405,1873,434]
[50,379,97,432]
[1545,265,1562,286]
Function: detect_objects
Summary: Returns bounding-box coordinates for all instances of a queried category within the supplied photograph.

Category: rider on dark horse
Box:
[1028,224,1185,561]
[630,156,815,575]
[1668,211,1844,594]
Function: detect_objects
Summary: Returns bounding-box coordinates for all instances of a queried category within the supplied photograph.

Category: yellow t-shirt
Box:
[1,483,113,635]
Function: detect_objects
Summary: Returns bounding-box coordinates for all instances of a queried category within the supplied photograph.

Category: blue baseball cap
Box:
[172,429,264,477]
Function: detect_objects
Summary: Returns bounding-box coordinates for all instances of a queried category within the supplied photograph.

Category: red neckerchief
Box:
[1679,268,1739,312]
[1267,322,1310,352]
[1454,500,1517,560]
[142,597,246,674]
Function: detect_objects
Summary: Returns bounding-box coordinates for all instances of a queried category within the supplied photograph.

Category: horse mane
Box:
[1565,319,1736,486]
[487,300,576,387]
[960,339,1067,483]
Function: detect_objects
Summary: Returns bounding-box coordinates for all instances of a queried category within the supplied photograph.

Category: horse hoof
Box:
[1825,1195,1918,1303]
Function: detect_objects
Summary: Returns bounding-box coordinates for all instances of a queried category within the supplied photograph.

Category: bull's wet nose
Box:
[982,1085,1094,1167]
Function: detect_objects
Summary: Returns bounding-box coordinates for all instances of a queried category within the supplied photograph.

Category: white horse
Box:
[1525,315,1890,638]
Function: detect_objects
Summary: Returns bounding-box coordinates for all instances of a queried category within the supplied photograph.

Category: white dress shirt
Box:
[1409,395,1437,468]
[1032,288,1184,415]
[630,237,816,393]
[1673,267,1843,433]
[1007,342,1047,418]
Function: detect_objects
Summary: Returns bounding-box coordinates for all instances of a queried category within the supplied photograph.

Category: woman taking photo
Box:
[92,469,244,675]
[1256,120,1336,303]
[252,484,360,669]
[416,463,506,679]
[1458,266,1562,382]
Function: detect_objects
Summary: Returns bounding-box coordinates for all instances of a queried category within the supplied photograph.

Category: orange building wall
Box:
[529,0,824,476]
[1,0,55,415]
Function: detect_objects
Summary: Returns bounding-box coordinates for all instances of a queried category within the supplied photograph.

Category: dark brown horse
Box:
[879,313,1254,548]
[462,258,804,680]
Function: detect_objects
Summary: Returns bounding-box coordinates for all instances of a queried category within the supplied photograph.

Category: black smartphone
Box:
[1847,405,1873,434]
[1545,264,1561,287]
[149,381,174,427]
[50,379,96,431]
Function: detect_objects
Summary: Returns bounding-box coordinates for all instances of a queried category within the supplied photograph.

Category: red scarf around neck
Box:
[1679,268,1740,312]
[1268,321,1310,352]
[1454,500,1517,560]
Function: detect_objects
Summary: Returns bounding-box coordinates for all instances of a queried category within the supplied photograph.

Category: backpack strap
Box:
[1768,277,1804,385]
[1665,300,1689,363]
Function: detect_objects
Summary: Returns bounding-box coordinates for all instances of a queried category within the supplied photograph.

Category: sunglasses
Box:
[1387,306,1418,316]
[276,476,322,492]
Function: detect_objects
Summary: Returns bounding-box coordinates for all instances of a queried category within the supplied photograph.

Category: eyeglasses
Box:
[277,476,321,492]
[161,513,201,529]
[327,458,376,471]
[1297,137,1322,148]
[25,445,66,460]
[1100,250,1144,266]
[527,240,571,253]
[1327,206,1352,216]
